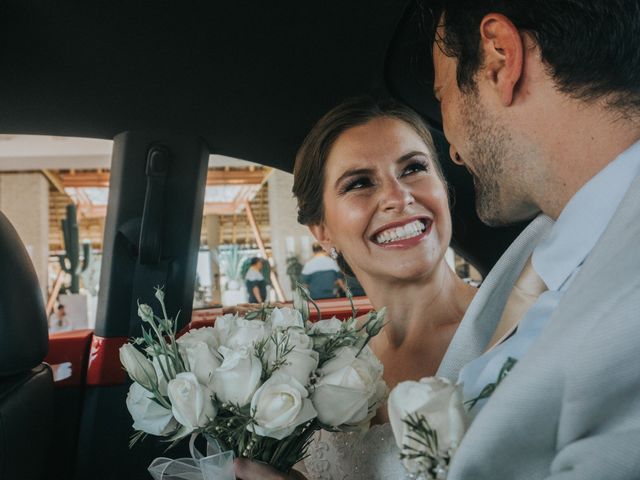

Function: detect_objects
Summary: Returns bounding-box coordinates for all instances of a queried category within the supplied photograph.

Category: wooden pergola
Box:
[45,165,286,303]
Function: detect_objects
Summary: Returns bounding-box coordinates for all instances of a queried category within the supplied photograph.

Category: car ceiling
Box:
[0,0,526,274]
[0,0,411,169]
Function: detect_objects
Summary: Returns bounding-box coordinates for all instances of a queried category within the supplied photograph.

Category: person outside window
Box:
[301,243,345,299]
[49,304,71,333]
[245,257,267,303]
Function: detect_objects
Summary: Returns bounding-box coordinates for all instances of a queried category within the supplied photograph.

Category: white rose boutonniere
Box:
[247,372,318,440]
[388,377,466,479]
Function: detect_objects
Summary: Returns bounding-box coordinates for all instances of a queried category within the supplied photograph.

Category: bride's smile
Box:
[370,216,431,247]
[313,116,451,284]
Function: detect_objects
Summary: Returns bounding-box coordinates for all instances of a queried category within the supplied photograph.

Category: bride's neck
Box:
[361,262,472,348]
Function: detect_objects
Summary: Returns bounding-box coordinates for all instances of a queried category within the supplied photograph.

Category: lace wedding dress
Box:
[303,423,405,479]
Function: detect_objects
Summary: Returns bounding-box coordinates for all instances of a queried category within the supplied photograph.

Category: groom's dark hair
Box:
[422,0,640,114]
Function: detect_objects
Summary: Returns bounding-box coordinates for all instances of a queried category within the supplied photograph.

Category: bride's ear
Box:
[308,224,333,253]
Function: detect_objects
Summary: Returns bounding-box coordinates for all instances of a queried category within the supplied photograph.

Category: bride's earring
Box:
[329,247,339,260]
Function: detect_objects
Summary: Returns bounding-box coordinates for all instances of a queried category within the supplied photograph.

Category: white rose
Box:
[270,307,304,330]
[167,372,217,432]
[268,329,318,386]
[211,346,262,405]
[309,317,343,335]
[312,346,387,428]
[180,341,221,387]
[308,317,344,349]
[278,348,319,386]
[119,343,157,390]
[247,373,317,440]
[178,326,218,351]
[388,377,466,473]
[212,314,238,347]
[226,319,268,349]
[283,328,314,350]
[126,382,177,436]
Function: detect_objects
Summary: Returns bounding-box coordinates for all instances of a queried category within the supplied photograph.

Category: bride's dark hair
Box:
[293,97,443,275]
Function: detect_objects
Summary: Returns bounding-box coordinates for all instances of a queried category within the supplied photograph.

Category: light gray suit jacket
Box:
[438,176,640,479]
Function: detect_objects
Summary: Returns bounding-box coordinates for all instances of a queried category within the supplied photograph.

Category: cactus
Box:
[58,203,92,294]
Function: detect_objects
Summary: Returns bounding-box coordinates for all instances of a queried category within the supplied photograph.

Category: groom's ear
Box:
[478,13,525,106]
[308,223,333,253]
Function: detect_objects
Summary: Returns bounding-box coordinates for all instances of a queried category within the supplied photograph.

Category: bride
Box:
[235,98,477,480]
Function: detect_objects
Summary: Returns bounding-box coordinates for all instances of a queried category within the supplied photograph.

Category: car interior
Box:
[0,1,527,479]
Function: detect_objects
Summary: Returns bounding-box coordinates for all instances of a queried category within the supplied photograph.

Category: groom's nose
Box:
[450,145,464,166]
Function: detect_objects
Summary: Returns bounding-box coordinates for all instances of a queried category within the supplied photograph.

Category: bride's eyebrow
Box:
[334,167,373,189]
[397,151,428,164]
[333,151,429,188]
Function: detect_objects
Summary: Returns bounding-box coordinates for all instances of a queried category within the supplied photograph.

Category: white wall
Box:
[267,170,315,299]
[0,172,49,298]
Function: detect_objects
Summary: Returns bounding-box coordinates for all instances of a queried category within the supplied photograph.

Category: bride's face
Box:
[311,117,451,283]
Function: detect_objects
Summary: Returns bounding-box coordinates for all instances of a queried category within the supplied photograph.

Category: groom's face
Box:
[432,39,531,226]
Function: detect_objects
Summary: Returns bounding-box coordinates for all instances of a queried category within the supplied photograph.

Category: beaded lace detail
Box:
[303,423,405,480]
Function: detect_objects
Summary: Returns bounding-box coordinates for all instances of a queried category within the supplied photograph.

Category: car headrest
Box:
[0,211,48,375]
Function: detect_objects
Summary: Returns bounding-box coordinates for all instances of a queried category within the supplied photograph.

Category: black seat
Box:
[0,211,53,480]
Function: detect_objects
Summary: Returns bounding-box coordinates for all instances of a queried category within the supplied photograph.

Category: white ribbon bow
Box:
[148,434,235,480]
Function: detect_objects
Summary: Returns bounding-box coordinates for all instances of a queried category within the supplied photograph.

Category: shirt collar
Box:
[532,140,640,291]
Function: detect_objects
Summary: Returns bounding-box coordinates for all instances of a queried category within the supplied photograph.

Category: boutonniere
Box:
[465,357,517,410]
[388,357,518,479]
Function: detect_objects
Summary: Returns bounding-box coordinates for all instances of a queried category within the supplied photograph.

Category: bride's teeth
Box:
[375,220,427,244]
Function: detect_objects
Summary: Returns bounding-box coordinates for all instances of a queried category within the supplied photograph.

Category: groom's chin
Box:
[475,195,540,228]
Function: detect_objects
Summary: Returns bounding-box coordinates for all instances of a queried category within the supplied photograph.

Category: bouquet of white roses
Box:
[388,377,466,480]
[120,285,387,477]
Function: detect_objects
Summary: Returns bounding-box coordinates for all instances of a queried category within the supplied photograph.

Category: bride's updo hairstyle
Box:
[293,97,443,275]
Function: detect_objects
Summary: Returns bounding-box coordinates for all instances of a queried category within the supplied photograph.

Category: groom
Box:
[430,0,640,479]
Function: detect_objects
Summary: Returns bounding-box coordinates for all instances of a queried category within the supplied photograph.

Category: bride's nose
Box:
[380,179,414,212]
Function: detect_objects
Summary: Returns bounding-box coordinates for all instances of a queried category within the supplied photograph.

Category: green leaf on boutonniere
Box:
[465,357,518,411]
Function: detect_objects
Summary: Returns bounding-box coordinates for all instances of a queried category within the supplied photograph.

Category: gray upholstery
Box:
[0,211,53,480]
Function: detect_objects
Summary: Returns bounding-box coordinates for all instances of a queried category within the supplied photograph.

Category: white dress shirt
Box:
[458,140,640,415]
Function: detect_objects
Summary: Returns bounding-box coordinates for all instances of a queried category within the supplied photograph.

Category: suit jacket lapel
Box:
[437,215,554,381]
[447,175,640,479]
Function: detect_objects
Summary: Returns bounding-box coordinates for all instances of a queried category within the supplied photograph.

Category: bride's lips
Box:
[369,216,433,249]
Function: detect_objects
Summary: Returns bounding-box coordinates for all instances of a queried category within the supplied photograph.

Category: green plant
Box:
[58,203,91,294]
[217,245,246,283]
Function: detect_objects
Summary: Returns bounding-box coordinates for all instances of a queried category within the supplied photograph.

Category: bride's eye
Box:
[401,161,429,177]
[340,176,372,194]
